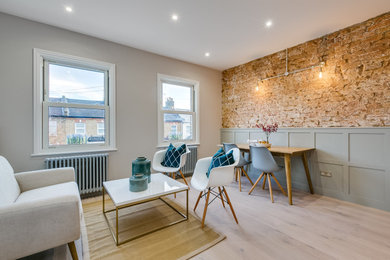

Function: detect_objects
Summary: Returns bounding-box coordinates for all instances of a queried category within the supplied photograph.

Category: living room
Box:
[0,1,389,259]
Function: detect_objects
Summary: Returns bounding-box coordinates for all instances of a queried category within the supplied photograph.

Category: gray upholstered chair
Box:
[248,146,287,202]
[0,156,81,260]
[223,143,253,191]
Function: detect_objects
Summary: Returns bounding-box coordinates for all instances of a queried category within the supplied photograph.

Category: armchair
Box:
[152,142,191,187]
[191,148,240,227]
[0,156,82,260]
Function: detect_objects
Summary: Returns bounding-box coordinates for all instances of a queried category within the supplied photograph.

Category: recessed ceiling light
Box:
[205,52,210,57]
[265,20,273,28]
[171,14,178,21]
[65,6,73,13]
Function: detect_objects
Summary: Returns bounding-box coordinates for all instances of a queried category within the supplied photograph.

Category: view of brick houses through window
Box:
[46,63,107,146]
[162,95,193,141]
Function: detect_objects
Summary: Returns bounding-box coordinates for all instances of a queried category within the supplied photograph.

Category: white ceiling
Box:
[0,0,389,70]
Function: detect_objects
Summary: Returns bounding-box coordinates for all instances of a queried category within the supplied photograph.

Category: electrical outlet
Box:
[320,171,332,177]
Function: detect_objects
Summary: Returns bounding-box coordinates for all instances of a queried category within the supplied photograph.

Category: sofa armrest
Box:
[15,167,75,192]
[0,195,80,260]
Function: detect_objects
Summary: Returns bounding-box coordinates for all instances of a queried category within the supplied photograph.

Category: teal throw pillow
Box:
[161,143,187,168]
[206,148,235,177]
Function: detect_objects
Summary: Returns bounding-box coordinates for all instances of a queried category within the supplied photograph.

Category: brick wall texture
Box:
[222,12,390,128]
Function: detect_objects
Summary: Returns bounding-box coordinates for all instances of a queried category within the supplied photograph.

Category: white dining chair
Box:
[248,145,287,202]
[223,143,254,192]
[191,148,240,227]
[152,142,191,187]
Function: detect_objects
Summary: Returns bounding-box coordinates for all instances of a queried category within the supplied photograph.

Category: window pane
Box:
[163,113,192,141]
[162,82,192,111]
[48,63,105,105]
[48,106,105,146]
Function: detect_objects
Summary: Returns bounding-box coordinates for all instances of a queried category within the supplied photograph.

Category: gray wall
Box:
[221,128,390,211]
[0,13,222,180]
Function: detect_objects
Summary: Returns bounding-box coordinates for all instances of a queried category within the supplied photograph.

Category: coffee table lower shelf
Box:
[102,186,189,246]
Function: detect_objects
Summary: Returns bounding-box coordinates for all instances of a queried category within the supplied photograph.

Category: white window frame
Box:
[157,73,199,147]
[74,122,86,135]
[33,48,116,156]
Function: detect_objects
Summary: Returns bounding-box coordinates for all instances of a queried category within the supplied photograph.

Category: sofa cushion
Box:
[16,182,82,218]
[0,156,21,206]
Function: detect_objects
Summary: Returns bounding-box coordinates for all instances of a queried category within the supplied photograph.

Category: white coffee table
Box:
[102,173,189,245]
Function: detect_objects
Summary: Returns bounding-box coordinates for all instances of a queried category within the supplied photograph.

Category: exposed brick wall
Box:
[222,12,390,128]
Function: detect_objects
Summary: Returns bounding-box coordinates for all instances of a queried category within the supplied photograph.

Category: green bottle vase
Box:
[132,156,151,183]
[129,174,148,192]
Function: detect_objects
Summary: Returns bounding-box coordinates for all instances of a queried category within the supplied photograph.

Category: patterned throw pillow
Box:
[206,148,235,177]
[161,143,187,168]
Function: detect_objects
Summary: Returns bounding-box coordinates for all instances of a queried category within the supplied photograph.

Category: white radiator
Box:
[182,146,198,175]
[45,153,108,195]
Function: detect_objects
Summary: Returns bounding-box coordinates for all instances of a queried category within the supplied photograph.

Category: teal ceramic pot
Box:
[132,156,151,183]
[129,174,148,192]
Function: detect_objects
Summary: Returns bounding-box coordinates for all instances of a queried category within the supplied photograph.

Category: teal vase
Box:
[129,174,148,192]
[132,156,151,183]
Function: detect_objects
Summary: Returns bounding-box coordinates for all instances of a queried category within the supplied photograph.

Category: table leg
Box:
[284,154,293,205]
[302,152,314,194]
[186,189,189,218]
[116,207,119,246]
[102,186,105,213]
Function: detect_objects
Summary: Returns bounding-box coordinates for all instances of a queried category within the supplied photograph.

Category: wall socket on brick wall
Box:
[320,171,332,177]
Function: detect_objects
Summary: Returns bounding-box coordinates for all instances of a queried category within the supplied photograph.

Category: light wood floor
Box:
[170,176,390,260]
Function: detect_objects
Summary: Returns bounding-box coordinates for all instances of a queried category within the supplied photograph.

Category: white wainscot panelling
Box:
[314,162,344,195]
[289,132,313,147]
[235,131,249,144]
[220,127,390,212]
[349,133,385,167]
[315,133,347,163]
[349,166,386,210]
[221,131,234,143]
[270,132,288,146]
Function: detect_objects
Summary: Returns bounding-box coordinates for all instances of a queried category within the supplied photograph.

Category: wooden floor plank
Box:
[170,177,390,260]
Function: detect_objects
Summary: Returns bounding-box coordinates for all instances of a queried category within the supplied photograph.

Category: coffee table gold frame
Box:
[102,186,189,246]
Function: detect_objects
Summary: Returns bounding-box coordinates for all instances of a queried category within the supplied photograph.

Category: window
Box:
[97,122,105,136]
[49,121,57,136]
[157,74,199,146]
[33,49,116,155]
[74,123,86,135]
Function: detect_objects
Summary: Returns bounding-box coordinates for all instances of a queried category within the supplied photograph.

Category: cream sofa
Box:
[0,156,82,260]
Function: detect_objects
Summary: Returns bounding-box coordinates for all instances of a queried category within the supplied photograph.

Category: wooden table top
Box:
[225,144,315,155]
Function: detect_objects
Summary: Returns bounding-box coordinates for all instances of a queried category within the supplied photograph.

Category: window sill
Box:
[156,143,200,149]
[31,147,118,157]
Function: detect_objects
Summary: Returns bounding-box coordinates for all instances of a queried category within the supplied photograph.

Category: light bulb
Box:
[319,71,323,79]
[255,86,259,91]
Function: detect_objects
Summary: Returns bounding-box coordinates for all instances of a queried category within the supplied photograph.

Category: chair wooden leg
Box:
[242,167,254,185]
[238,168,242,192]
[248,172,264,195]
[218,187,225,208]
[194,191,203,211]
[201,189,211,228]
[267,174,274,203]
[270,172,287,196]
[235,168,238,182]
[262,173,267,190]
[179,169,189,188]
[222,187,238,224]
[68,241,78,260]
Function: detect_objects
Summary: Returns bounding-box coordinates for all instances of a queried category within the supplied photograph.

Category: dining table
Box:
[222,144,315,205]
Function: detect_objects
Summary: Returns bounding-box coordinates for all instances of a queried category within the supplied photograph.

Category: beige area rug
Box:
[83,196,225,260]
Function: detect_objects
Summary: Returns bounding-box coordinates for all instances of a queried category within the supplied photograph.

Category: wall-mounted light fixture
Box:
[256,49,325,91]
